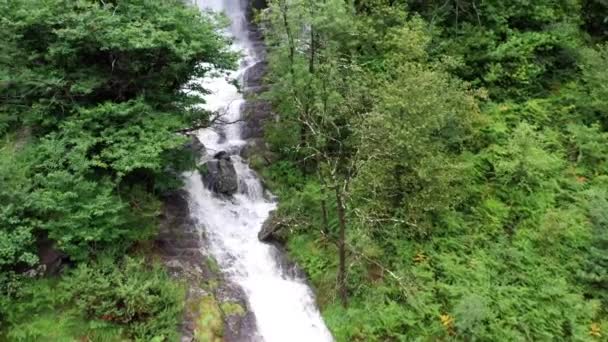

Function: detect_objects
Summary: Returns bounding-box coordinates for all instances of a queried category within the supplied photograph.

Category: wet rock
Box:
[36,236,67,276]
[156,191,201,263]
[202,151,238,195]
[214,151,230,160]
[157,190,259,342]
[246,3,267,59]
[185,134,206,156]
[216,282,260,342]
[249,0,267,14]
[270,245,307,280]
[258,210,285,242]
[243,60,268,95]
[241,100,272,140]
[240,139,276,172]
[165,259,185,273]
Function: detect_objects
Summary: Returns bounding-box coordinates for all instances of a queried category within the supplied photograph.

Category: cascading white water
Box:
[184,0,333,341]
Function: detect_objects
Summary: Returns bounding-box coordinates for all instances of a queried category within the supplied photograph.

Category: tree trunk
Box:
[335,185,348,308]
[280,0,295,74]
[321,198,329,235]
[309,27,315,73]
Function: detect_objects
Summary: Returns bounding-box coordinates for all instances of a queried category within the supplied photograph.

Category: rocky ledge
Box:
[156,190,259,342]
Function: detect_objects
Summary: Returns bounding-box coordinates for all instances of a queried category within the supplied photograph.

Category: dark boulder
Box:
[258,210,285,242]
[202,152,239,195]
[214,151,230,160]
[35,236,67,276]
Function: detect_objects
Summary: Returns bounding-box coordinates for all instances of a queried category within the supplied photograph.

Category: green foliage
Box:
[64,256,185,340]
[580,184,608,311]
[0,141,37,269]
[262,0,608,340]
[580,44,608,123]
[2,256,184,341]
[408,0,583,99]
[0,0,233,127]
[352,60,480,238]
[582,0,608,39]
[0,0,232,262]
[567,123,608,174]
[0,0,231,338]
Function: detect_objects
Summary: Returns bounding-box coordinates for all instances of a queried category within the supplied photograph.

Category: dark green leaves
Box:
[0,0,232,264]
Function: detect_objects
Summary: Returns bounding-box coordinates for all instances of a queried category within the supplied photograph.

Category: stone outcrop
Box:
[258,210,285,242]
[156,190,258,342]
[240,98,272,141]
[240,55,276,171]
[202,151,239,195]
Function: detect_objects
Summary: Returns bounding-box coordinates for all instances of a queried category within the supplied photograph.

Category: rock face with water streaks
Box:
[240,14,276,170]
[258,210,284,242]
[156,190,258,342]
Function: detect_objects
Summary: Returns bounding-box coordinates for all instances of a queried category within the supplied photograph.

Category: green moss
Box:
[206,256,221,274]
[248,154,267,173]
[194,295,223,342]
[202,279,220,291]
[220,301,245,316]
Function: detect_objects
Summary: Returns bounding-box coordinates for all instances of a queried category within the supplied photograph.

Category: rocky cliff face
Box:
[156,191,258,342]
[240,2,276,172]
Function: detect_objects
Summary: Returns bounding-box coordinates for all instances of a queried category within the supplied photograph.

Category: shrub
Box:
[62,256,185,340]
[1,256,184,341]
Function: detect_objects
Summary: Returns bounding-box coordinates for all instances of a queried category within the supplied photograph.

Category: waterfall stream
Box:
[183,0,333,341]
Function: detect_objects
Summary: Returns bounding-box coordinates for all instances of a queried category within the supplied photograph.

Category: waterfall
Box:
[183,0,334,341]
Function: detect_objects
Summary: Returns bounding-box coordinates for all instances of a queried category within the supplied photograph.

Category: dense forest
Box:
[0,0,233,340]
[258,0,608,340]
[1,0,607,341]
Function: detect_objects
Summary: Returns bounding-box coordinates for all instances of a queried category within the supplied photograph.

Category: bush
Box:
[2,256,185,341]
[63,256,185,340]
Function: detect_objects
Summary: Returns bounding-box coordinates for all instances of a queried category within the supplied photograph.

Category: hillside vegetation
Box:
[1,0,607,340]
[259,0,608,340]
[0,1,232,339]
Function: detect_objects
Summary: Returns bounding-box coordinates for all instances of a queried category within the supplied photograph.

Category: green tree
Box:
[407,0,583,99]
[0,0,233,263]
[260,0,608,340]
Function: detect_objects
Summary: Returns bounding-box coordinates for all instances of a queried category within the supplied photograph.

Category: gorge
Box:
[181,0,333,340]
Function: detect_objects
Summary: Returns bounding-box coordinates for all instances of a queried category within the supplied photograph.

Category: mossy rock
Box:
[202,279,219,291]
[206,256,221,274]
[193,295,223,342]
[248,154,267,173]
[220,301,246,316]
